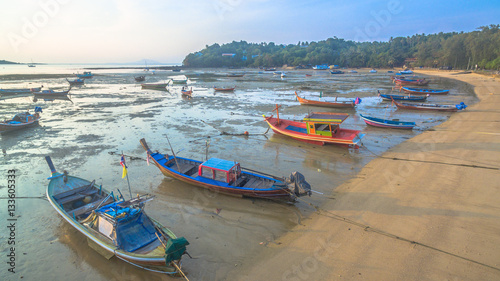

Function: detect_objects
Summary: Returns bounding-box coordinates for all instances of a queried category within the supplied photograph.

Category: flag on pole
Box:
[354,97,362,105]
[120,155,128,178]
[146,152,150,166]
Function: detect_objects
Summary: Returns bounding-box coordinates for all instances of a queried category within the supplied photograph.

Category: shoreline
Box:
[227,71,500,280]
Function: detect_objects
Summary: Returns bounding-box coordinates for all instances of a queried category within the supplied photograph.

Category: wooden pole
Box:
[122,151,133,199]
[165,134,182,173]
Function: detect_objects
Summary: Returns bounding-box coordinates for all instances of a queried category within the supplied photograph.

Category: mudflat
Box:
[228,71,500,281]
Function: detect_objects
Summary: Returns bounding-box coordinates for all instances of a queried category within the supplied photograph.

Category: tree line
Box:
[182,24,500,70]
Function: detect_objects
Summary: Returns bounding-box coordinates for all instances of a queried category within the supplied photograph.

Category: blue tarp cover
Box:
[201,158,237,172]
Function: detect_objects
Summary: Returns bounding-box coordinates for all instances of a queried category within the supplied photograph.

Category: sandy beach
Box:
[227,70,500,281]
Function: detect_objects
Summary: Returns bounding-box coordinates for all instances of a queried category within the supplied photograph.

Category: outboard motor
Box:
[285,171,312,198]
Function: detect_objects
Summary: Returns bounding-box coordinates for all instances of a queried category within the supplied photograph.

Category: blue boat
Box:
[378,92,428,102]
[330,70,344,74]
[140,138,311,202]
[399,70,413,75]
[401,87,449,95]
[360,114,416,130]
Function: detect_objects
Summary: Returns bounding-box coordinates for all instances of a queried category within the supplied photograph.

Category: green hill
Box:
[183,24,500,70]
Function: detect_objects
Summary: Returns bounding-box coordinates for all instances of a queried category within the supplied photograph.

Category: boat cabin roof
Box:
[200,158,239,172]
[303,112,349,124]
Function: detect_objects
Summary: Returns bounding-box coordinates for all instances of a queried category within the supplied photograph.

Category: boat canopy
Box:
[303,112,349,124]
[95,202,158,252]
[198,158,241,183]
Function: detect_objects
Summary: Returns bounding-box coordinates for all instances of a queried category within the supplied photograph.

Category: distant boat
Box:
[75,72,94,79]
[394,78,429,86]
[32,88,71,101]
[281,72,287,78]
[66,78,84,86]
[172,68,181,72]
[0,107,42,134]
[369,69,377,73]
[294,91,356,108]
[399,69,413,75]
[141,82,169,90]
[171,78,188,84]
[264,67,276,71]
[28,59,36,67]
[312,64,329,70]
[392,99,467,112]
[330,70,344,74]
[263,105,364,147]
[378,93,428,102]
[181,87,192,98]
[140,138,311,202]
[226,73,244,77]
[305,74,312,77]
[350,70,358,73]
[0,86,43,96]
[213,86,235,92]
[400,87,449,95]
[134,76,146,82]
[387,70,394,73]
[360,114,416,130]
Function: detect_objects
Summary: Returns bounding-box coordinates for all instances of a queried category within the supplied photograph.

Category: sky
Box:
[1,0,499,64]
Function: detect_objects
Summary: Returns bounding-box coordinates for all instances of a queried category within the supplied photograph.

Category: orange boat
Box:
[181,87,192,97]
[294,91,356,108]
[263,105,364,147]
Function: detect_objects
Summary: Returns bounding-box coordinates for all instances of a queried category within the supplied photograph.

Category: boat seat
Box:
[243,177,259,188]
[53,180,95,199]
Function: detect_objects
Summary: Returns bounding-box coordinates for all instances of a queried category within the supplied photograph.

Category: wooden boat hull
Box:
[295,92,355,108]
[379,93,427,102]
[214,87,235,92]
[394,79,429,86]
[141,83,168,90]
[140,139,296,201]
[263,116,363,146]
[46,170,179,273]
[33,90,70,99]
[392,99,459,112]
[401,87,449,95]
[0,119,40,133]
[360,114,415,129]
[0,87,42,95]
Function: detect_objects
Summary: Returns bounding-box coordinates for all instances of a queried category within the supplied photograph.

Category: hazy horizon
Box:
[1,0,499,64]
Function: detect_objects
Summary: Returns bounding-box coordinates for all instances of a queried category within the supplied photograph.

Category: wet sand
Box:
[0,67,484,280]
[227,71,500,280]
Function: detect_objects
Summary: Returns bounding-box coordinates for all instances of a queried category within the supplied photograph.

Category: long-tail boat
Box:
[213,86,235,92]
[141,82,170,90]
[44,156,189,274]
[0,86,42,96]
[392,98,467,112]
[181,87,192,98]
[226,73,244,77]
[76,71,94,79]
[263,105,364,147]
[394,78,429,86]
[359,114,416,129]
[0,107,42,134]
[134,76,146,82]
[140,138,311,202]
[294,91,356,108]
[378,93,428,102]
[400,87,449,95]
[66,78,85,86]
[32,88,71,100]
